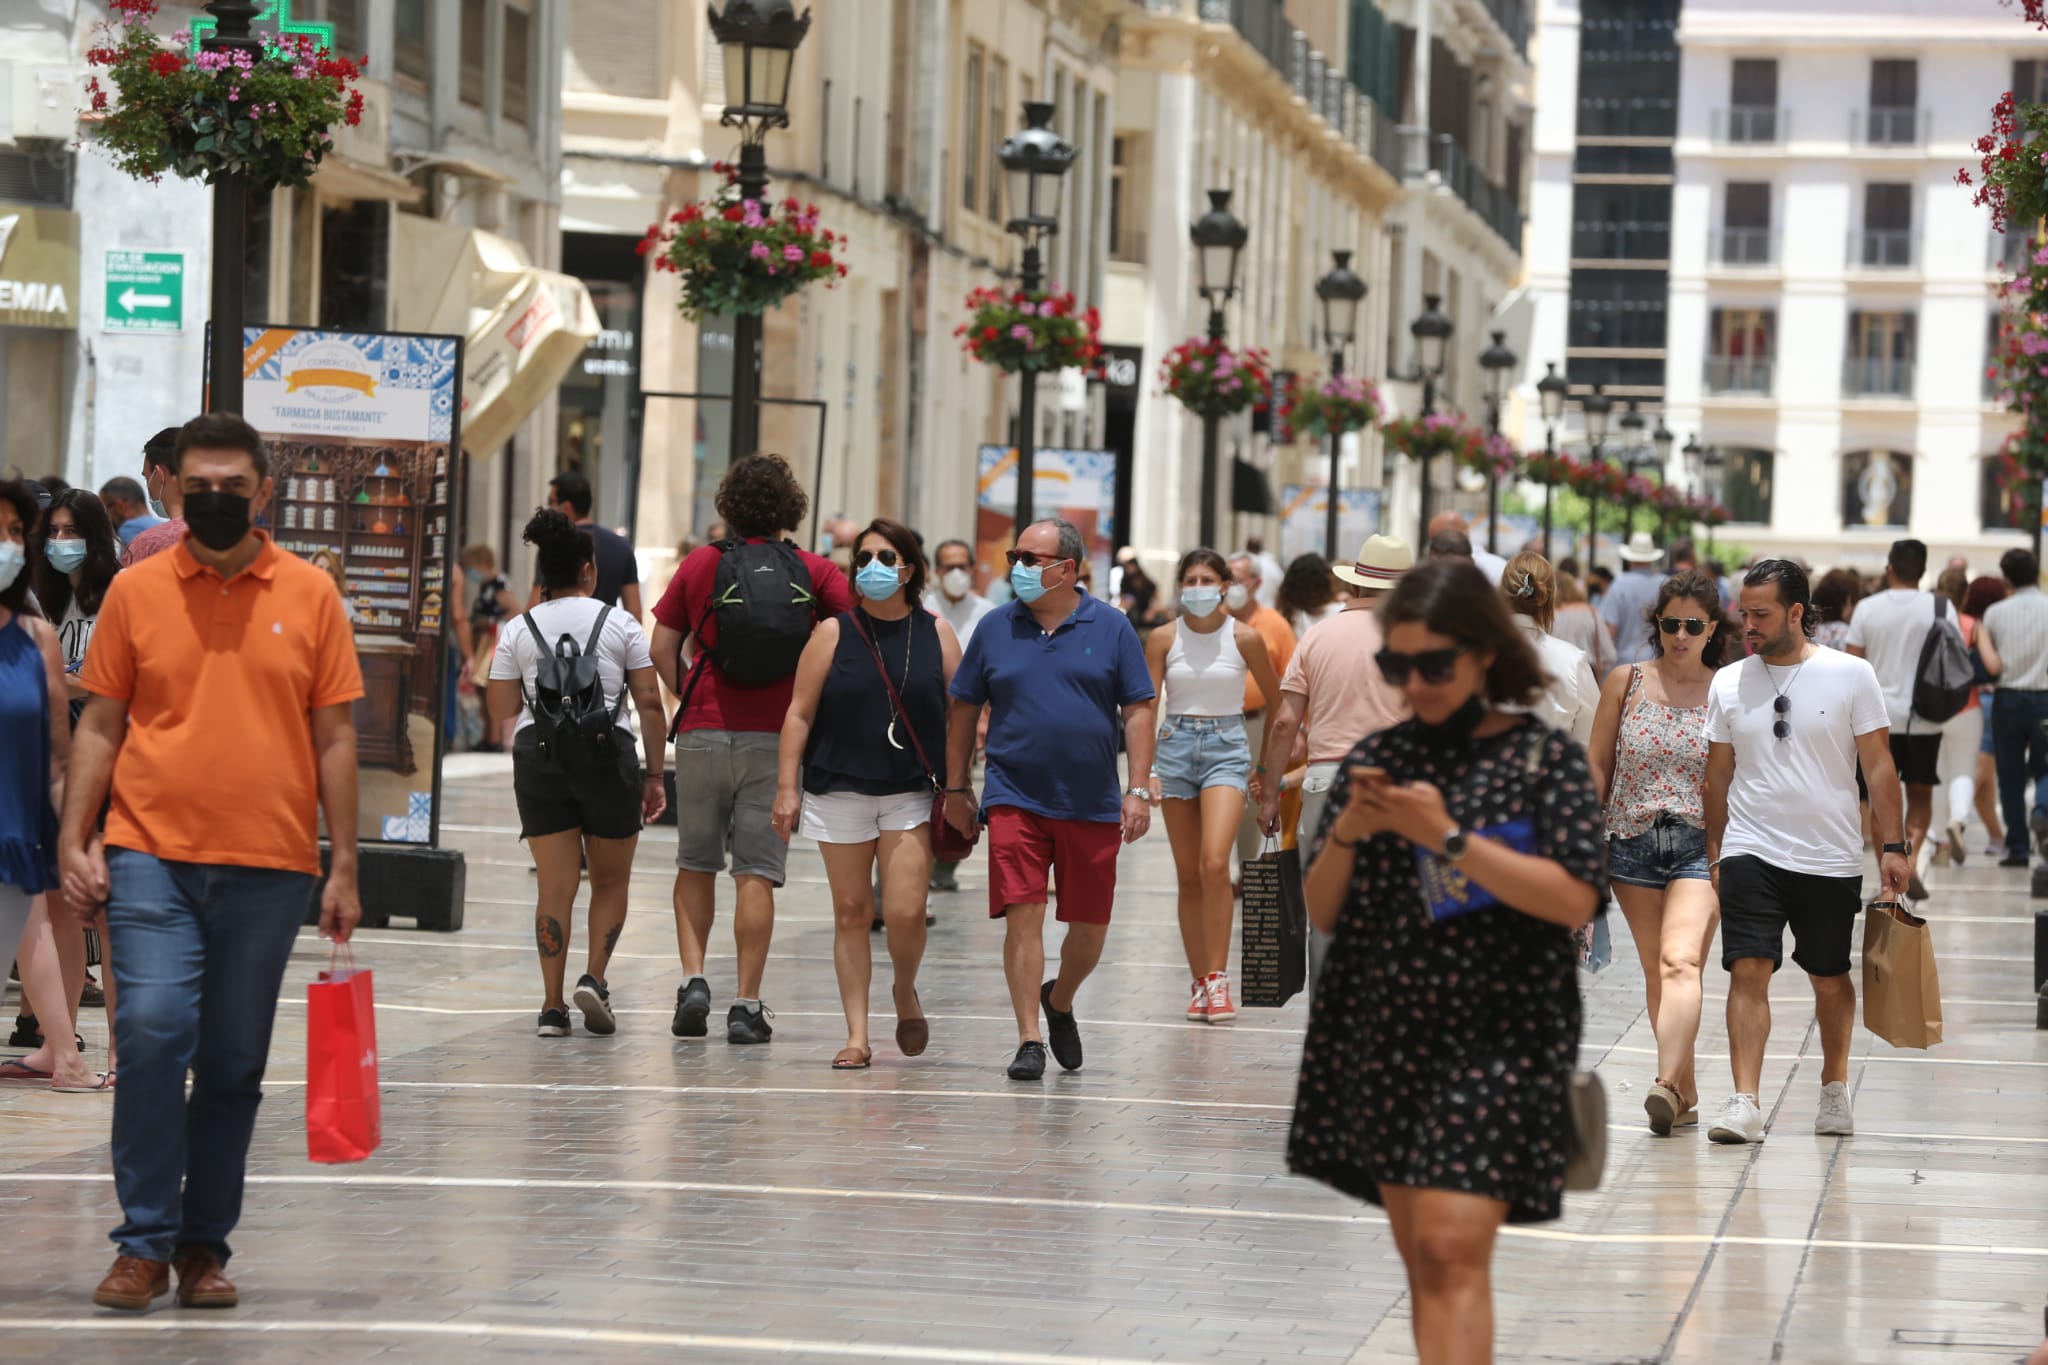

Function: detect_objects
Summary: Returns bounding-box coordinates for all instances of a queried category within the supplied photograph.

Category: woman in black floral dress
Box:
[1290,560,1607,1365]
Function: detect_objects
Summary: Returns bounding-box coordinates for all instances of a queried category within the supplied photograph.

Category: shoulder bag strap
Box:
[855,611,942,791]
[517,610,548,712]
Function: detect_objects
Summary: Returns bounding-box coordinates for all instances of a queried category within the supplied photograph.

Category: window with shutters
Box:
[312,0,363,55]
[2017,59,2048,105]
[1570,182,1670,261]
[1717,182,1771,264]
[394,0,429,87]
[1863,59,1918,144]
[1723,59,1778,142]
[1706,308,1773,393]
[986,56,1008,222]
[961,47,983,216]
[1845,311,1915,396]
[503,4,530,125]
[459,0,486,108]
[1857,184,1912,267]
[567,0,661,98]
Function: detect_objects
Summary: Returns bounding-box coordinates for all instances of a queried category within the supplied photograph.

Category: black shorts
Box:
[1718,854,1861,977]
[1889,732,1941,787]
[512,729,643,840]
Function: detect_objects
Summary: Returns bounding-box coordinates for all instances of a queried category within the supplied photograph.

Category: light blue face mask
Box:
[45,539,89,574]
[0,541,22,592]
[145,469,169,520]
[855,558,902,601]
[1009,563,1047,603]
[1180,585,1223,618]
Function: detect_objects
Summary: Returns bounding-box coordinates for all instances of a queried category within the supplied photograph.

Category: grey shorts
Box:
[673,729,788,885]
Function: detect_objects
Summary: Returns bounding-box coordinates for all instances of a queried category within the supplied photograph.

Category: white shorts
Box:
[798,789,932,844]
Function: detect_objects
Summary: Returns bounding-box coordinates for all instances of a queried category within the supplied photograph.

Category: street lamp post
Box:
[1617,400,1647,539]
[1190,188,1247,549]
[709,0,811,463]
[998,101,1077,537]
[1536,362,1568,558]
[1648,413,1674,537]
[203,0,263,415]
[1580,383,1612,572]
[1478,330,1517,555]
[1314,251,1367,560]
[1408,294,1453,548]
[1685,434,1728,554]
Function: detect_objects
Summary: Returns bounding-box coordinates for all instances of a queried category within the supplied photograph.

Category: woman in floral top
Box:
[1292,561,1606,1365]
[1586,570,1733,1135]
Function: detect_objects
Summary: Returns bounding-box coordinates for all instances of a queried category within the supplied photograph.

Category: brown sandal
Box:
[893,987,929,1057]
[831,1047,872,1070]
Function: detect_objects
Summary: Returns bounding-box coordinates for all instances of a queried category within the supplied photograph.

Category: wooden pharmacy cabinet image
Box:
[265,438,453,776]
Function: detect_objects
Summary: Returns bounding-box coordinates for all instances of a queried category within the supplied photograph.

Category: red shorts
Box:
[985,805,1120,925]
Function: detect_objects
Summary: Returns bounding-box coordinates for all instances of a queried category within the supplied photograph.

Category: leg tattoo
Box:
[603,923,622,958]
[536,916,566,959]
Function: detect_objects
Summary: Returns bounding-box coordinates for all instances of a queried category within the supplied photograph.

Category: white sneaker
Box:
[1708,1093,1765,1144]
[1203,971,1237,1023]
[1814,1081,1854,1136]
[1945,819,1969,866]
[1185,978,1209,1021]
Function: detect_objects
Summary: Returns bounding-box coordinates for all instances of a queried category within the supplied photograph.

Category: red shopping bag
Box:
[305,946,381,1163]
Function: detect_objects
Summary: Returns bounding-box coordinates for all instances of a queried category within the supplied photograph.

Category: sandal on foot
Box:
[894,988,929,1058]
[52,1071,114,1093]
[0,1059,52,1082]
[830,1047,872,1070]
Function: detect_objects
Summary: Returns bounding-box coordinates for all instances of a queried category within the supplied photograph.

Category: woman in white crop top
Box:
[1143,548,1283,1024]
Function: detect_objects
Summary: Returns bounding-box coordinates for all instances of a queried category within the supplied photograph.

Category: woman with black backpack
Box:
[770,518,961,1069]
[487,508,669,1039]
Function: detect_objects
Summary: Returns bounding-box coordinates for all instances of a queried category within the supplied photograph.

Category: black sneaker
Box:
[573,975,615,1036]
[7,1016,38,1048]
[671,978,711,1037]
[536,1007,571,1038]
[2000,852,2032,868]
[1040,981,1083,1071]
[727,1002,775,1044]
[1006,1040,1048,1081]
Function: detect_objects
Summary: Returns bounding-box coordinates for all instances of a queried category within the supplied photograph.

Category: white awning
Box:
[390,216,599,457]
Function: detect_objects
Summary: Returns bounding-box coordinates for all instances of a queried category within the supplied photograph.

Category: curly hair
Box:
[525,506,595,596]
[715,453,810,539]
[1277,553,1338,620]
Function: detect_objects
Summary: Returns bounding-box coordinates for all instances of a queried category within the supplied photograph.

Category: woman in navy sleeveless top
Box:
[773,518,961,1070]
[0,478,100,1090]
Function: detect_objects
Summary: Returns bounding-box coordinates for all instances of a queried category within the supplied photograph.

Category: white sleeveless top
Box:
[1164,619,1247,717]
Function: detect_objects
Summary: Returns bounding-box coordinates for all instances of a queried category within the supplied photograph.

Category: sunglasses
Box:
[1005,549,1070,569]
[1375,646,1467,687]
[1659,617,1710,637]
[854,548,901,569]
[1772,694,1791,740]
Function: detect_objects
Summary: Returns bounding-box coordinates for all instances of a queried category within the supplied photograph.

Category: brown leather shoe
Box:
[172,1245,238,1308]
[92,1255,169,1311]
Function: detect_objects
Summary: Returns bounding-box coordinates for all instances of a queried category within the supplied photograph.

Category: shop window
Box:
[321,201,388,332]
[1841,449,1913,529]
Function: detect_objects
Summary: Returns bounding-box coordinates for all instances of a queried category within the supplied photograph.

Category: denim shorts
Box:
[1608,814,1710,889]
[1154,714,1251,800]
[1980,690,1996,755]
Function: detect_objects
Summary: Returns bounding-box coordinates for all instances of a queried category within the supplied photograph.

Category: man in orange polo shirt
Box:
[57,412,364,1314]
[1226,552,1296,884]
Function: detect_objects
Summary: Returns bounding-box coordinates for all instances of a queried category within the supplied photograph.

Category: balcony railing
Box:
[1844,356,1915,398]
[1704,355,1773,395]
[1849,229,1915,270]
[1478,0,1530,58]
[1713,106,1788,145]
[1711,228,1775,267]
[1399,126,1524,250]
[1852,106,1928,147]
[1571,224,1671,261]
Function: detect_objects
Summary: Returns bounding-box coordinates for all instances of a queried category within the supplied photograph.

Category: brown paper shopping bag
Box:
[1862,899,1943,1049]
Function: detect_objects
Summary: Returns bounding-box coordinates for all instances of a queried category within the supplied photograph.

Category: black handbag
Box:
[1239,837,1308,1007]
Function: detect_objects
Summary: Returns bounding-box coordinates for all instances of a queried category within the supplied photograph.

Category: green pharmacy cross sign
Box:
[186,0,335,55]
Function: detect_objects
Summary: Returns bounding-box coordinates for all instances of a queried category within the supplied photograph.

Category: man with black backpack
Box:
[1847,538,1972,900]
[650,454,852,1044]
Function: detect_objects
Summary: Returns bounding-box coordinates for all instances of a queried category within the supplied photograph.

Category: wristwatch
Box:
[1127,785,1155,802]
[1881,841,1910,856]
[1439,827,1470,862]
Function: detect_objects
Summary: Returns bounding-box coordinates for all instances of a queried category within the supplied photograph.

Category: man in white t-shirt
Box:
[927,539,993,893]
[1845,538,1941,900]
[1704,559,1909,1146]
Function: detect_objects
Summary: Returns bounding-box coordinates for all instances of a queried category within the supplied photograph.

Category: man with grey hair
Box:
[1226,551,1296,889]
[945,518,1157,1081]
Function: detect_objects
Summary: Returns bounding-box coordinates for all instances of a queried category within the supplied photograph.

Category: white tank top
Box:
[1164,619,1247,717]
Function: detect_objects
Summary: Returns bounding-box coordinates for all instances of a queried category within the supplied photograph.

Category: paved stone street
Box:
[4,756,2047,1363]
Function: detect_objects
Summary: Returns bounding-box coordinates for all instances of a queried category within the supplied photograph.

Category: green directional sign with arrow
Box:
[104,249,185,333]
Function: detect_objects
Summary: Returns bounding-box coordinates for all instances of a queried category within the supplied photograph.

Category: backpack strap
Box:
[580,604,628,724]
[668,544,731,741]
[516,610,549,714]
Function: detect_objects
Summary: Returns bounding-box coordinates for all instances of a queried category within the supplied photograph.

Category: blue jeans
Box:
[1990,688,2048,860]
[104,849,314,1263]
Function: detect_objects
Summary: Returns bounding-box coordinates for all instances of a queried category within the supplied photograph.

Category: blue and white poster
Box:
[1279,485,1381,565]
[974,445,1119,595]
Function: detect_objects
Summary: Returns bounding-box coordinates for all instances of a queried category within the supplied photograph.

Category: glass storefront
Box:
[559,233,644,534]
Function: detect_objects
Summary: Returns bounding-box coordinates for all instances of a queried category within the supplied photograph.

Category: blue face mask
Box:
[855,558,902,601]
[0,542,22,592]
[145,469,169,520]
[45,539,89,574]
[1180,586,1223,618]
[1010,563,1048,603]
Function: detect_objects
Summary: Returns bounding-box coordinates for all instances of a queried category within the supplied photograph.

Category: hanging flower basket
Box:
[1283,372,1383,440]
[1452,429,1519,480]
[1523,449,1577,486]
[640,163,847,322]
[1693,497,1732,528]
[83,0,363,190]
[954,286,1103,375]
[1381,410,1476,462]
[1158,338,1272,419]
[1568,459,1627,500]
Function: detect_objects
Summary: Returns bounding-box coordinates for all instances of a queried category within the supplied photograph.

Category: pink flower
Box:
[782,244,803,262]
[1010,324,1033,342]
[750,241,770,260]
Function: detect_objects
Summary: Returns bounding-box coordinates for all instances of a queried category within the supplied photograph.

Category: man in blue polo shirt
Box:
[945,517,1157,1081]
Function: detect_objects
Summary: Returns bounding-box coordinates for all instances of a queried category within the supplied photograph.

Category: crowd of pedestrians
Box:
[16,412,2048,1363]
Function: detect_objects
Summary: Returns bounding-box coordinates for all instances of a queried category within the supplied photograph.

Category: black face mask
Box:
[183,490,254,552]
[1416,694,1489,749]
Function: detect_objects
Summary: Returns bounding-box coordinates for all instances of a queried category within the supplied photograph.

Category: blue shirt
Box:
[1599,566,1666,666]
[115,514,165,548]
[950,594,1155,822]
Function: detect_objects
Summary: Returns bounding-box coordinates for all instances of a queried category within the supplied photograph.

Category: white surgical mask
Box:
[1180,585,1224,618]
[1224,583,1250,612]
[0,541,23,592]
[941,567,971,599]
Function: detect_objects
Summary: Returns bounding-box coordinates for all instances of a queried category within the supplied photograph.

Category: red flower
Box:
[722,205,745,223]
[809,250,832,269]
[343,89,364,127]
[835,263,848,276]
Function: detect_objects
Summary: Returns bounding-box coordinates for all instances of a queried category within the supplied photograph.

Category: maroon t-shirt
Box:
[652,538,852,734]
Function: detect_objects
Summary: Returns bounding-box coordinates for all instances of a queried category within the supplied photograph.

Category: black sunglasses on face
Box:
[854,548,900,569]
[1772,693,1791,740]
[1375,646,1466,687]
[1005,549,1069,568]
[1659,617,1709,636]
